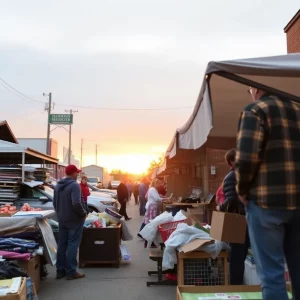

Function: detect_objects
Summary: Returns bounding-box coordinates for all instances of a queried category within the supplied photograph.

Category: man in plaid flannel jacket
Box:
[235,87,300,300]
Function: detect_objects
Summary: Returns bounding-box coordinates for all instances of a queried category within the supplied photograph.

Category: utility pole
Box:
[65,109,78,165]
[44,93,52,155]
[80,139,83,169]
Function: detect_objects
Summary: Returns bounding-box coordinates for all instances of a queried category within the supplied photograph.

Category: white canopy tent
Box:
[166,53,300,160]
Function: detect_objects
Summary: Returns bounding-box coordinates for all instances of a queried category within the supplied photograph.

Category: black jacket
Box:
[220,170,245,215]
[117,183,128,202]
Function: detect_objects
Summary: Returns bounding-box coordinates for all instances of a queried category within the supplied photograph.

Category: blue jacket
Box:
[220,170,245,215]
[53,177,87,226]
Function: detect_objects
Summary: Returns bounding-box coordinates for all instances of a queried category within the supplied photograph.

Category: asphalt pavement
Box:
[38,197,176,300]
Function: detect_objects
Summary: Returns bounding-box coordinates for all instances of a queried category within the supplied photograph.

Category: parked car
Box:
[87,183,118,199]
[111,180,121,189]
[20,181,118,214]
[87,177,103,188]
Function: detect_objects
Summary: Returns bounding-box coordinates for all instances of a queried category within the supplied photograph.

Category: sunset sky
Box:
[0,1,298,174]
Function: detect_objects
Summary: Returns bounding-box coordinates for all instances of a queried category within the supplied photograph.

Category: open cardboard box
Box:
[177,285,293,300]
[210,211,247,244]
[18,255,40,292]
[180,238,214,253]
[0,277,27,300]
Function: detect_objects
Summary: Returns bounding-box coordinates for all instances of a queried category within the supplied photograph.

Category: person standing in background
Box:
[80,175,90,212]
[126,180,132,201]
[117,180,131,221]
[139,178,149,216]
[53,165,87,280]
[217,149,250,285]
[133,182,140,205]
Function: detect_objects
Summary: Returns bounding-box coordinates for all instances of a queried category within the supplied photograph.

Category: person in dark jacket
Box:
[217,149,250,285]
[53,165,87,280]
[133,182,139,205]
[117,180,131,221]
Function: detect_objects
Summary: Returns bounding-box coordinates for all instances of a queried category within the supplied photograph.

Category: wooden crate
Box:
[177,251,229,286]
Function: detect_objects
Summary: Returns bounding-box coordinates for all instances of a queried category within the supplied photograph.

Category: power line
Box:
[0,82,43,105]
[0,77,193,111]
[0,78,44,104]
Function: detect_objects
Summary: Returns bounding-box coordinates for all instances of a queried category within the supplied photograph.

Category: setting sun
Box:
[82,153,161,174]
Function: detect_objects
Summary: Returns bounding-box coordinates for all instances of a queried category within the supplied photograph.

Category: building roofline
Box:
[284,9,300,33]
[0,120,18,144]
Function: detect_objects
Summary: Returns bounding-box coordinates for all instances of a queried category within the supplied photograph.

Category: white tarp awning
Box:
[166,53,300,159]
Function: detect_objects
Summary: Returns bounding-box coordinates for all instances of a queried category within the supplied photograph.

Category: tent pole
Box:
[21,152,25,183]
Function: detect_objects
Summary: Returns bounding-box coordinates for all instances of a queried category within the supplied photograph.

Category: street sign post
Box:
[49,114,73,125]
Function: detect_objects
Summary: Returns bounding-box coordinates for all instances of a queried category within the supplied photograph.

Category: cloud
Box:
[82,35,173,55]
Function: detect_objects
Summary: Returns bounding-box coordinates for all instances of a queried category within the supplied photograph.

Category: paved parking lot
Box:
[39,199,176,300]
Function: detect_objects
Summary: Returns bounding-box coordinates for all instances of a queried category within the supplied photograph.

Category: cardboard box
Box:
[210,211,247,244]
[0,277,27,300]
[181,239,214,253]
[177,285,292,300]
[177,285,261,300]
[18,256,40,292]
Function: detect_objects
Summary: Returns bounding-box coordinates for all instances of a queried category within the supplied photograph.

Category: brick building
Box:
[284,9,300,53]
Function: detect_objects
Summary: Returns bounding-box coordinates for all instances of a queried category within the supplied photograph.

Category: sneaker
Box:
[66,272,85,280]
[56,271,66,280]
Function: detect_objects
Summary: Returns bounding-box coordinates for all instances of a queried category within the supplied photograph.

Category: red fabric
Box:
[216,185,225,204]
[80,183,90,202]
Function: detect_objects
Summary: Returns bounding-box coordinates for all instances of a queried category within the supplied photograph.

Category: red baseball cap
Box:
[65,164,82,175]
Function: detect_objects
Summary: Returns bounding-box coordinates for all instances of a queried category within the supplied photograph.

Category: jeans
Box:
[246,200,300,300]
[139,197,147,216]
[119,201,129,220]
[229,229,250,285]
[56,222,84,276]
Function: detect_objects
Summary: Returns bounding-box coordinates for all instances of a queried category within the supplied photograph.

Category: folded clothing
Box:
[0,250,31,260]
[0,237,39,249]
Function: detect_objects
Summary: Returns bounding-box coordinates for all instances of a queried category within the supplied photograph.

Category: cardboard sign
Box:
[210,211,247,244]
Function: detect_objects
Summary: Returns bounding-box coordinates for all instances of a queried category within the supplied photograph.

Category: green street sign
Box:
[49,114,73,125]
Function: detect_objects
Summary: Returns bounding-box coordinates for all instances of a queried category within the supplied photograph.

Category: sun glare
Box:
[82,154,159,174]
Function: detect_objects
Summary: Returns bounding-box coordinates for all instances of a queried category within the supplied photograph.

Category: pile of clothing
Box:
[0,237,42,260]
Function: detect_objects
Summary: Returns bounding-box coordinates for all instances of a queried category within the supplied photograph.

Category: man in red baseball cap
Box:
[53,164,87,280]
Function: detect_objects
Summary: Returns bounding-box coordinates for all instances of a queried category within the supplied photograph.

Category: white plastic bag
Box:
[84,215,98,227]
[139,211,173,242]
[173,210,187,221]
[162,223,229,269]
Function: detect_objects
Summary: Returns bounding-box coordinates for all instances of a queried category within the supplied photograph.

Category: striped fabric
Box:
[236,95,300,210]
